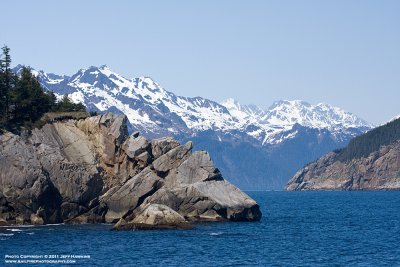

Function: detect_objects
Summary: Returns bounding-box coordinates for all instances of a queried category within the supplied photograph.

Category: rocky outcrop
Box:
[285,141,400,191]
[0,113,261,228]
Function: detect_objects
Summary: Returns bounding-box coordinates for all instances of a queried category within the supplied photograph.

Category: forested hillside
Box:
[286,117,400,191]
[336,117,400,162]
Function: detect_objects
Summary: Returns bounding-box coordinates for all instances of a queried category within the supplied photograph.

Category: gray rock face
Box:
[285,141,400,191]
[153,142,193,173]
[151,137,180,159]
[122,136,149,159]
[0,113,261,228]
[102,167,164,223]
[175,151,222,184]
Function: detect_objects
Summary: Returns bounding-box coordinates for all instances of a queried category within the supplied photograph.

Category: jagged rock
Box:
[122,136,149,159]
[151,137,180,159]
[0,113,261,229]
[76,113,128,165]
[136,151,151,167]
[174,151,222,185]
[153,141,193,173]
[103,167,163,223]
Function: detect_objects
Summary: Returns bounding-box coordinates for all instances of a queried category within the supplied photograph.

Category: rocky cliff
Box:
[285,141,400,191]
[0,113,261,228]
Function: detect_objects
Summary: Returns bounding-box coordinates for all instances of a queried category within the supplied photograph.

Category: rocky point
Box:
[0,113,261,229]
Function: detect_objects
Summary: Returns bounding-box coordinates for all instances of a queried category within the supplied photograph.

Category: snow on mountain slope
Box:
[259,100,372,144]
[387,114,400,124]
[221,98,372,144]
[14,64,373,144]
[263,100,370,130]
[220,98,265,126]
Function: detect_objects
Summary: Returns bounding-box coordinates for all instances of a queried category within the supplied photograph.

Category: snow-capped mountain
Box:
[388,114,400,124]
[15,64,372,144]
[221,98,371,144]
[22,65,239,137]
[13,64,373,190]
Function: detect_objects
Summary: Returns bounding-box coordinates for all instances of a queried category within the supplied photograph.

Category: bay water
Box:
[1,191,400,266]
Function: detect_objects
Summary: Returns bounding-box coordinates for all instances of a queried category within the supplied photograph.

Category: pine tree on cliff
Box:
[0,46,86,131]
[57,94,86,112]
[11,67,46,122]
[9,66,57,126]
[48,91,57,111]
[0,45,12,123]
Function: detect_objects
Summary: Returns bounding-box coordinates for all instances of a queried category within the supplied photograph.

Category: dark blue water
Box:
[1,191,400,266]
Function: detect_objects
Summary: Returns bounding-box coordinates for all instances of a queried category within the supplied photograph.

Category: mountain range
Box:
[13,64,373,190]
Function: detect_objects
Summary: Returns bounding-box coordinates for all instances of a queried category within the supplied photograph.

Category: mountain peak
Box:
[99,64,109,70]
[138,76,156,83]
[221,98,240,109]
[270,99,311,109]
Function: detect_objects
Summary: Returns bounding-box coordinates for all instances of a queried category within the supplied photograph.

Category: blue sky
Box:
[2,0,399,124]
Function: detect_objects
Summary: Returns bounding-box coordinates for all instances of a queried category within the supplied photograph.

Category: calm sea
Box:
[1,191,400,266]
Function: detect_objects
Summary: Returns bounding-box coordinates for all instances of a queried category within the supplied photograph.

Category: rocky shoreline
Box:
[0,113,261,229]
[285,142,400,191]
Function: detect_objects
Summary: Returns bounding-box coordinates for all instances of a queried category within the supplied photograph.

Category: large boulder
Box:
[113,204,191,230]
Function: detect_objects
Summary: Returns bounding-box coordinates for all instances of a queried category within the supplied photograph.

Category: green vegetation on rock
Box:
[336,118,400,162]
[0,46,86,133]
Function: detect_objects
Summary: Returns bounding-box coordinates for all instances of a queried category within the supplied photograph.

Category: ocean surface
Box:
[1,191,400,266]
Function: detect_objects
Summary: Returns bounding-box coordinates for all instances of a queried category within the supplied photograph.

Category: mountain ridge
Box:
[12,64,373,190]
[13,64,373,144]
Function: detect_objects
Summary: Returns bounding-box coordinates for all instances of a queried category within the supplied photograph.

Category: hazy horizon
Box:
[2,0,399,125]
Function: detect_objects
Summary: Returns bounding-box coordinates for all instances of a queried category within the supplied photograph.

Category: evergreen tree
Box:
[10,67,60,125]
[0,46,87,132]
[337,118,400,162]
[0,65,4,124]
[0,45,12,123]
[47,91,57,111]
[56,94,86,112]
